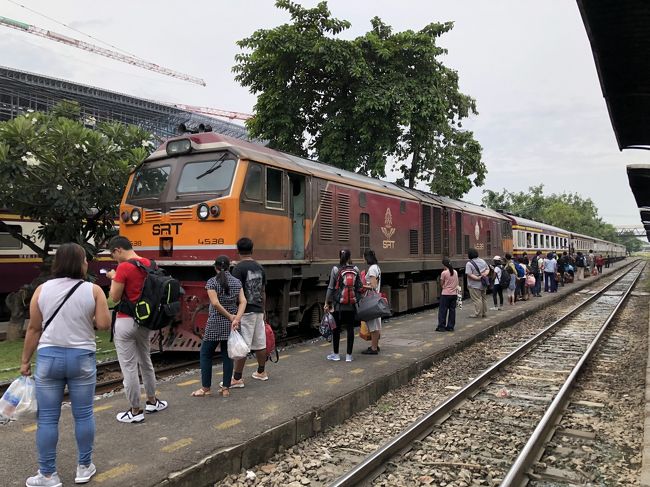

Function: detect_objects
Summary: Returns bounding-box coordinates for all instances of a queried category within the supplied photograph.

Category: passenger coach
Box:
[118,132,512,350]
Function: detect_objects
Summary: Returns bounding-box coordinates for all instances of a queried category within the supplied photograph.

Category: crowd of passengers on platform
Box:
[15,236,388,487]
[436,248,614,333]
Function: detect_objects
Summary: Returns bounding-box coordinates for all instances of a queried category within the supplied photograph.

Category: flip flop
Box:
[191,388,211,397]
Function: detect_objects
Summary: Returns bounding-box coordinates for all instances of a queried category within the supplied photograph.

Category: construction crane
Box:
[0,15,206,86]
[171,103,252,121]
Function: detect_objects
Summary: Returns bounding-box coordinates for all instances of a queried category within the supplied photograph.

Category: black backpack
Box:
[117,259,182,330]
[530,257,539,273]
[501,264,512,285]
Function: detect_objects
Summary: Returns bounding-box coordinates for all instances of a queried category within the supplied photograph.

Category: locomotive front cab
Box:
[119,137,242,265]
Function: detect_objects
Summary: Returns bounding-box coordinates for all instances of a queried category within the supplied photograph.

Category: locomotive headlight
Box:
[197,203,210,220]
[120,211,130,223]
[210,205,221,218]
[166,139,192,156]
[130,208,142,224]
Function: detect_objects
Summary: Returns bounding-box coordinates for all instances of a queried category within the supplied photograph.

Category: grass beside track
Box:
[0,330,116,382]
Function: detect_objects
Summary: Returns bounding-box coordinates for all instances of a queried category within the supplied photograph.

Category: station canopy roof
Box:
[578,1,650,240]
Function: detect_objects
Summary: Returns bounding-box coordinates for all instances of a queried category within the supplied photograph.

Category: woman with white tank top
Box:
[20,243,111,487]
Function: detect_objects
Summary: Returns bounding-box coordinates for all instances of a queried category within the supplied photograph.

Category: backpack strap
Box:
[43,280,84,332]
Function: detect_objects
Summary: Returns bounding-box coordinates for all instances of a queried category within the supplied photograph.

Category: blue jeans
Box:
[544,272,557,292]
[35,346,96,475]
[438,294,457,329]
[200,340,233,388]
[533,272,541,295]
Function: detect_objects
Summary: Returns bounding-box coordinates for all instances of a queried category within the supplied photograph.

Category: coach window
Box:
[265,167,284,209]
[243,163,263,201]
[533,234,538,248]
[0,224,22,249]
[526,232,532,248]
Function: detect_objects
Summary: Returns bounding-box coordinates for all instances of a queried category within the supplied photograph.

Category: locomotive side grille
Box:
[433,207,442,254]
[409,229,419,255]
[144,210,161,223]
[455,212,462,254]
[169,208,194,220]
[487,230,492,256]
[319,189,334,241]
[337,192,350,242]
[422,205,432,255]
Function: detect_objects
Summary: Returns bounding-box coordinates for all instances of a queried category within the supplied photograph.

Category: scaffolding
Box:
[0,65,251,140]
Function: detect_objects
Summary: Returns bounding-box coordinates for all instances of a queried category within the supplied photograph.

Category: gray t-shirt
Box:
[465,257,488,290]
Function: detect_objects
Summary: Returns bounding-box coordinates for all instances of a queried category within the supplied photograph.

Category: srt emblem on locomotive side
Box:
[381,207,396,249]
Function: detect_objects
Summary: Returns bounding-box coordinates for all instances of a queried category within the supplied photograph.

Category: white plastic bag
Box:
[227,329,250,360]
[0,376,38,421]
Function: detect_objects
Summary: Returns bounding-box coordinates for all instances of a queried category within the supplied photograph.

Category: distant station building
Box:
[0,65,251,140]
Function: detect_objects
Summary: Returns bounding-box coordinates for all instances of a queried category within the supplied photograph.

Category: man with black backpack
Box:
[107,236,169,424]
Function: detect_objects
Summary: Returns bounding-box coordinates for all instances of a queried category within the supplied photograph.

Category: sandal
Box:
[191,388,211,397]
[219,387,230,398]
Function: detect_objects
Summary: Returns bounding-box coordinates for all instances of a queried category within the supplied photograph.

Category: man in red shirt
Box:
[107,236,168,423]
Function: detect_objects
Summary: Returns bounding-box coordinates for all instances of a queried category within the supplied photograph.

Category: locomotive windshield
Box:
[128,165,171,201]
[177,157,237,194]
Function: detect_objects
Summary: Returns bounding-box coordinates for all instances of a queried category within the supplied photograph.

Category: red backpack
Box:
[334,265,361,305]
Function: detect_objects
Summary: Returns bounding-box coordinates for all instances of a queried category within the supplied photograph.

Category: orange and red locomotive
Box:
[118,132,512,351]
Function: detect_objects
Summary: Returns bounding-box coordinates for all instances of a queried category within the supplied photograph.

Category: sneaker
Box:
[435,327,446,332]
[26,471,62,487]
[361,347,379,355]
[346,354,353,362]
[116,409,144,423]
[75,463,96,484]
[489,306,499,311]
[252,371,269,381]
[145,398,168,413]
[220,378,245,388]
[326,353,341,361]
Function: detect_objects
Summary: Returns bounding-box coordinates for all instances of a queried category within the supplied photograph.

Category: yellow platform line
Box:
[162,438,193,453]
[23,424,36,432]
[177,379,200,387]
[298,348,310,353]
[95,464,136,482]
[294,390,312,397]
[350,368,364,375]
[93,405,112,413]
[215,418,241,430]
[326,377,342,385]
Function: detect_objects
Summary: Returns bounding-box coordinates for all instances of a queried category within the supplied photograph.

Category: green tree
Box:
[233,0,485,198]
[482,185,621,242]
[618,231,643,254]
[0,102,152,262]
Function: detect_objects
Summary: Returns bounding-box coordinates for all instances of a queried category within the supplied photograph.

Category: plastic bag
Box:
[320,312,336,341]
[359,321,371,341]
[0,376,37,421]
[227,329,250,360]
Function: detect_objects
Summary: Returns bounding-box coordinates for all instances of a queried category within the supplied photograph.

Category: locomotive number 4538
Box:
[152,223,182,235]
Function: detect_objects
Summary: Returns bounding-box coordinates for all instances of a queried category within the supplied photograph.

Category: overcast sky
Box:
[1,0,646,226]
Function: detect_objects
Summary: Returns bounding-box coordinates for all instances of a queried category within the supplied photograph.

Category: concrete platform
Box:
[0,262,629,487]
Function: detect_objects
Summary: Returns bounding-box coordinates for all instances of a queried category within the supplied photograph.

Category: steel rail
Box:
[500,261,646,486]
[329,260,644,487]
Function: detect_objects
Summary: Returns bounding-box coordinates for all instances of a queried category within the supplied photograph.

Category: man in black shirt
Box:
[230,237,268,386]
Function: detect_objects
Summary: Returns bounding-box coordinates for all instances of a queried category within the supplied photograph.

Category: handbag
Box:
[355,292,391,322]
[359,321,371,341]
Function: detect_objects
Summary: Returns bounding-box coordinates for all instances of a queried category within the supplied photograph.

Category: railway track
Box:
[330,261,645,487]
[0,334,306,398]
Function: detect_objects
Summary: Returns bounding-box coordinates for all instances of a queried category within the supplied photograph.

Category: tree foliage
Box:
[233,0,485,198]
[617,231,643,254]
[0,101,153,261]
[482,184,619,242]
